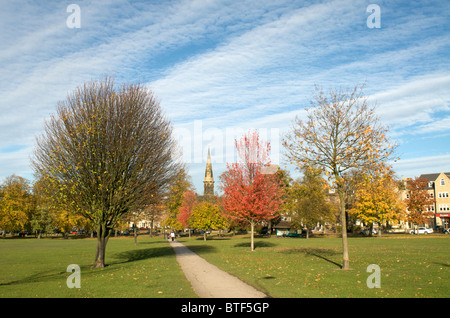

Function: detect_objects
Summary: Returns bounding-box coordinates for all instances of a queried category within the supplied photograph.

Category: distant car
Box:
[359,228,378,236]
[285,232,302,238]
[409,227,433,234]
[259,227,269,235]
[444,228,450,234]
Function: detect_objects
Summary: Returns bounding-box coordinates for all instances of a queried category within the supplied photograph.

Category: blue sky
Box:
[0,0,449,193]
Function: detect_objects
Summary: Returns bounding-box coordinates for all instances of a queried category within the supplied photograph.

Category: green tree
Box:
[32,176,90,239]
[188,201,227,241]
[31,178,54,238]
[30,208,53,239]
[288,167,336,238]
[163,167,194,234]
[32,77,179,267]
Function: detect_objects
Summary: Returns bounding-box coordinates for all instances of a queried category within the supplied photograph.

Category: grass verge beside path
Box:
[0,236,197,298]
[180,234,450,298]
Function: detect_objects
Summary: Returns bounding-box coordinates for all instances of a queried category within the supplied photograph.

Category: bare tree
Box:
[283,84,396,270]
[32,77,179,268]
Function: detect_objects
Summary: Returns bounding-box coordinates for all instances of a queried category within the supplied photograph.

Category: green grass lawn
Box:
[0,236,197,298]
[1,234,449,298]
[180,234,450,298]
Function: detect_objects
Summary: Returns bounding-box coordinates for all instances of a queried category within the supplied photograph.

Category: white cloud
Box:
[368,73,450,132]
[0,146,34,180]
[0,0,449,187]
[393,154,450,178]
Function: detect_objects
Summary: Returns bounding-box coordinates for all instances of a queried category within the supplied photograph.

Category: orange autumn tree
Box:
[177,190,198,237]
[221,130,283,251]
[405,177,435,232]
[283,84,397,270]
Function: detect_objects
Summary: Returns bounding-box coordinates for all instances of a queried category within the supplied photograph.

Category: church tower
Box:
[203,148,214,197]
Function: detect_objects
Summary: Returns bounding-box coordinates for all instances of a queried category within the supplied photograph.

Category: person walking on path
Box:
[168,239,268,298]
[170,231,175,242]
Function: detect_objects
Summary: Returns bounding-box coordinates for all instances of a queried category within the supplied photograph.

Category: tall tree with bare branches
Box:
[283,84,397,270]
[32,77,179,267]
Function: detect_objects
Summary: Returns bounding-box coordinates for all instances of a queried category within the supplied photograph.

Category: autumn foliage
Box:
[349,168,405,235]
[0,175,34,237]
[32,77,179,267]
[283,84,397,269]
[405,177,435,228]
[188,201,227,241]
[178,190,198,228]
[221,130,283,251]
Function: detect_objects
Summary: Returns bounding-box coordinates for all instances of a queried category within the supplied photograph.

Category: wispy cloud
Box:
[370,73,450,130]
[393,154,450,178]
[0,0,449,190]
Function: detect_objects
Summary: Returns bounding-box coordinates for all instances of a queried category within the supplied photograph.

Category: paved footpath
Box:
[168,239,269,298]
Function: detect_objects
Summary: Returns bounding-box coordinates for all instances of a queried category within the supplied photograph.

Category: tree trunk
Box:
[93,225,110,268]
[250,220,255,251]
[338,188,350,270]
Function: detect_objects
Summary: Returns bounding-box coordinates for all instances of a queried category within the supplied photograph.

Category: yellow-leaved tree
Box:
[188,201,227,241]
[0,175,34,237]
[349,167,405,236]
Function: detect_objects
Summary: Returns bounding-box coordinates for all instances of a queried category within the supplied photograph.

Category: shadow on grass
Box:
[234,241,277,249]
[189,236,231,241]
[279,247,342,268]
[138,239,172,245]
[113,246,175,263]
[261,276,276,280]
[433,261,450,267]
[185,244,217,255]
[0,270,67,287]
[113,244,217,263]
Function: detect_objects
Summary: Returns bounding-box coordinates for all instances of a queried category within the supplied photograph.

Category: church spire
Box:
[204,148,214,197]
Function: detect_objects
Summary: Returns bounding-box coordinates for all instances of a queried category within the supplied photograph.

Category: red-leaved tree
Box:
[220,130,283,251]
[178,190,198,236]
[405,177,435,231]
